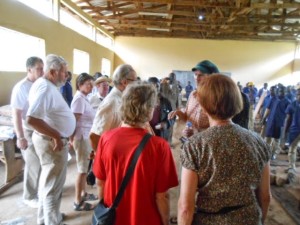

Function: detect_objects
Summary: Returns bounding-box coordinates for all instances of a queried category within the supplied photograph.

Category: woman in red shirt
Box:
[93,82,178,225]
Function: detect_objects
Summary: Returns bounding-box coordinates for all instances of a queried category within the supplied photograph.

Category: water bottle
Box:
[180,121,193,144]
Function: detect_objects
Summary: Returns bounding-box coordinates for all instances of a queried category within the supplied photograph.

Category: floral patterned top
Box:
[181,123,271,225]
[183,90,209,131]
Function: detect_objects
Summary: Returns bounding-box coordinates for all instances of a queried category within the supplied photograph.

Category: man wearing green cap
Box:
[168,60,219,138]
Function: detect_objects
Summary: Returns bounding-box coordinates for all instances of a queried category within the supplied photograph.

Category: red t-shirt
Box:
[93,127,178,225]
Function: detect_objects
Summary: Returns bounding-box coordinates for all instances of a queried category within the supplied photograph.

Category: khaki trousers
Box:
[32,133,68,225]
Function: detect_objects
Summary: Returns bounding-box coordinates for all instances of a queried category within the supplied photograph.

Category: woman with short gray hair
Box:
[93,82,178,225]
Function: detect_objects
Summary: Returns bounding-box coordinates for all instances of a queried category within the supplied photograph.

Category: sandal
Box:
[82,193,98,201]
[170,217,177,224]
[73,201,94,211]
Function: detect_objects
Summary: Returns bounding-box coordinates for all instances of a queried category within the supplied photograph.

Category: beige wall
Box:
[0,0,114,105]
[1,0,299,105]
[114,37,298,87]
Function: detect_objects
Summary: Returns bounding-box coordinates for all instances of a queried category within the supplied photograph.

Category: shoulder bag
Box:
[92,133,152,225]
[86,159,96,186]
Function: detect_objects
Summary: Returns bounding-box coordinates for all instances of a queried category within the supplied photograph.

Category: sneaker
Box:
[23,199,38,208]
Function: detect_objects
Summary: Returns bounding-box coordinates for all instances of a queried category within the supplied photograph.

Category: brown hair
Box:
[76,72,94,90]
[121,82,157,126]
[197,74,243,120]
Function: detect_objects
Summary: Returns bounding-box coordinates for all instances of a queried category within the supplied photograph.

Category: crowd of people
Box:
[238,81,300,173]
[9,54,299,225]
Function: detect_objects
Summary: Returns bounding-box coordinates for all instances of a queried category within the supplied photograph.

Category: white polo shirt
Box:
[71,91,95,139]
[10,77,34,130]
[27,78,76,137]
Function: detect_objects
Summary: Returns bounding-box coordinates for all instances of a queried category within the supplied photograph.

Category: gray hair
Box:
[44,54,67,74]
[121,82,157,126]
[26,56,43,69]
[113,64,135,86]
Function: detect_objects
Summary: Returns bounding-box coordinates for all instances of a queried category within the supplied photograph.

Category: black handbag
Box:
[87,159,96,186]
[92,133,152,225]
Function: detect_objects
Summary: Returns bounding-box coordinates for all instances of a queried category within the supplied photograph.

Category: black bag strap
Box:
[111,133,151,209]
[87,159,93,173]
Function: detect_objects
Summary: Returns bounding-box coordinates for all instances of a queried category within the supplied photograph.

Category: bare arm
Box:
[178,168,198,225]
[261,108,270,125]
[168,110,187,121]
[255,162,271,223]
[96,178,105,201]
[26,116,63,151]
[69,113,81,143]
[155,192,170,225]
[90,132,100,151]
[12,108,27,150]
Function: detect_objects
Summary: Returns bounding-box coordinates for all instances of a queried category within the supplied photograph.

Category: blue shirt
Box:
[60,81,73,107]
[185,84,193,99]
[266,97,290,126]
[258,88,270,98]
[265,97,290,138]
[285,101,300,143]
[243,87,258,105]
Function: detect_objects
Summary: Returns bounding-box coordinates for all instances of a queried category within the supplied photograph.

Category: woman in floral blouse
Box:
[178,74,271,225]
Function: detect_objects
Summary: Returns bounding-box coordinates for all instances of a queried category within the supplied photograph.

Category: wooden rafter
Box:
[70,0,300,42]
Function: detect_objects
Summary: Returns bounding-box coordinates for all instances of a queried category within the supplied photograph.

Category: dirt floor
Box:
[0,119,299,225]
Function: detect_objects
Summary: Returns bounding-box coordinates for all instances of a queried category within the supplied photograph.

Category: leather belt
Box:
[34,131,68,141]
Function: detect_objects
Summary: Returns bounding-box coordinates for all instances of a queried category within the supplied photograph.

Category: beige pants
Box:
[288,134,300,169]
[22,129,41,200]
[73,138,92,173]
[32,133,68,225]
[265,137,280,157]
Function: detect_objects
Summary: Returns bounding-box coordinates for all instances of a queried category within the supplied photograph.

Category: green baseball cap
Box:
[191,60,219,74]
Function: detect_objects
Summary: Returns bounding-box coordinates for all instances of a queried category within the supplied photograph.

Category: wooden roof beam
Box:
[251,3,300,9]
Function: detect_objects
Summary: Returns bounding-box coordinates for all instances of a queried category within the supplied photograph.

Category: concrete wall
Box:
[114,37,298,87]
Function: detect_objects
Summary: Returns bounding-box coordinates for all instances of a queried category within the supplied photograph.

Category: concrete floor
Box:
[0,120,299,225]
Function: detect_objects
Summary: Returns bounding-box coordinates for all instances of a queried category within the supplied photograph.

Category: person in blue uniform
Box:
[262,86,290,159]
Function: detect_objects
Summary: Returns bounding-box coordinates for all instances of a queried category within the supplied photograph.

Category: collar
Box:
[77,90,89,101]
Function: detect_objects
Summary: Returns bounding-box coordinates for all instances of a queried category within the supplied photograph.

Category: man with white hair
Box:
[27,54,76,225]
[89,64,137,150]
[11,56,44,208]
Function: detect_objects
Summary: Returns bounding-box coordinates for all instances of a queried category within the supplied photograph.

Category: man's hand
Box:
[168,110,185,120]
[17,138,28,150]
[89,151,95,160]
[52,137,63,152]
